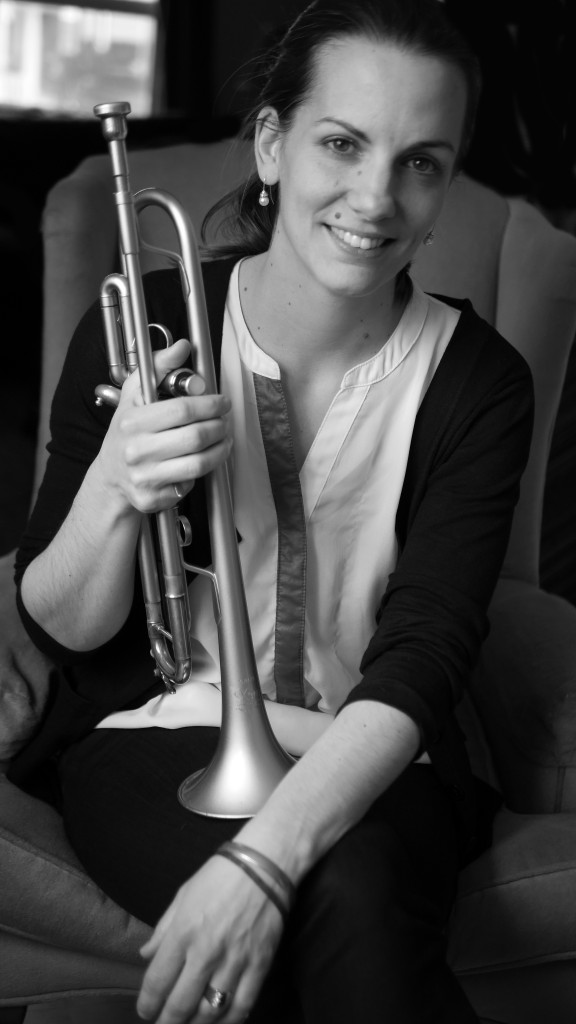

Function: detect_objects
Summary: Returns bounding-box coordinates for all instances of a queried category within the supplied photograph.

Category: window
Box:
[0,0,160,117]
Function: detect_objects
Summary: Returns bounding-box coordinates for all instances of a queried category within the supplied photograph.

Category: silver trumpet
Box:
[93,101,294,817]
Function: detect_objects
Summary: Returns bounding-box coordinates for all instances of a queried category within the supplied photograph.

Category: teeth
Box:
[331,226,385,250]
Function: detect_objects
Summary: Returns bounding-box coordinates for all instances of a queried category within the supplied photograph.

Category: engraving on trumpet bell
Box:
[232,685,263,709]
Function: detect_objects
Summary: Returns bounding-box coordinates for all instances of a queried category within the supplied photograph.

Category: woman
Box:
[12,1,534,1021]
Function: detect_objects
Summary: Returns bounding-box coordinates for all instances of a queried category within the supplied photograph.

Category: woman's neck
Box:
[238,254,405,377]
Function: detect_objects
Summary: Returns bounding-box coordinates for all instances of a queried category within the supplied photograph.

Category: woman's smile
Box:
[327,223,392,255]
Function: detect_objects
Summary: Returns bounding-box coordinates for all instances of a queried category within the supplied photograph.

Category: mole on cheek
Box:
[335,212,342,220]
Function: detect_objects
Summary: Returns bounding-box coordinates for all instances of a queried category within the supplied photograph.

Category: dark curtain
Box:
[156,0,304,122]
[444,0,574,211]
[157,0,214,118]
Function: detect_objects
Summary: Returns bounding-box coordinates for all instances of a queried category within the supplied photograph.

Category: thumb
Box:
[152,336,191,380]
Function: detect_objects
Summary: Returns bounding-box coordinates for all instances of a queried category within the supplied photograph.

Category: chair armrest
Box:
[470,578,576,813]
[0,551,52,761]
[0,771,151,967]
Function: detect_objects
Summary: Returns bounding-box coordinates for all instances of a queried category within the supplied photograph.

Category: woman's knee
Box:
[294,818,421,943]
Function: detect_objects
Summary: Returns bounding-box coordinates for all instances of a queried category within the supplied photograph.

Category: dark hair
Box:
[202,0,482,258]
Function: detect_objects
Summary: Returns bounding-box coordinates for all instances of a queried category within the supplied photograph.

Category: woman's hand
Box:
[137,853,285,1024]
[97,337,233,514]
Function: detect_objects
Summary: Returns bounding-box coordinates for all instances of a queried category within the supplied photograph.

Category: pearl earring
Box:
[258,178,270,207]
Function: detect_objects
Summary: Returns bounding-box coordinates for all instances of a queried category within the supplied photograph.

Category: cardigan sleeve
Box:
[343,323,535,749]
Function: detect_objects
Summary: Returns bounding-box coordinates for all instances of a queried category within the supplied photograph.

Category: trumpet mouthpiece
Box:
[94,101,132,142]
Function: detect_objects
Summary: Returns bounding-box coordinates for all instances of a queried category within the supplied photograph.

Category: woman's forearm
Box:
[20,339,232,652]
[20,454,141,651]
[235,700,420,885]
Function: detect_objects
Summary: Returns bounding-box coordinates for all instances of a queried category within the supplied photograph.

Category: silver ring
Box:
[173,483,184,501]
[203,984,232,1011]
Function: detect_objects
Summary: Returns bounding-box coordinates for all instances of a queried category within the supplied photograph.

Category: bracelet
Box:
[221,840,296,905]
[217,847,289,922]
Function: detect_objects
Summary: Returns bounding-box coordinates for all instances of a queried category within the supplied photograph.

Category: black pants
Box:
[58,727,478,1024]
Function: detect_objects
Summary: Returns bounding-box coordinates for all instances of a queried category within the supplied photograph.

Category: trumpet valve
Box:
[160,369,205,398]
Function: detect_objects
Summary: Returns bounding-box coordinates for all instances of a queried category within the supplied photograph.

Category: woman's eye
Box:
[407,156,438,175]
[326,137,356,155]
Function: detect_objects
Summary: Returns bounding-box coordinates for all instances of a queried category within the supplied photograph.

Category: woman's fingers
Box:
[102,386,232,512]
[123,337,205,402]
[123,392,231,434]
[119,337,189,401]
[152,336,192,386]
[108,334,233,508]
[139,945,251,1024]
[121,397,231,465]
[124,433,232,512]
[155,964,240,1024]
[140,899,179,960]
[137,936,199,1022]
[136,858,285,1024]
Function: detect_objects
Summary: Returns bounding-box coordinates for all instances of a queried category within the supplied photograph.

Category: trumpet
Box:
[93,101,294,818]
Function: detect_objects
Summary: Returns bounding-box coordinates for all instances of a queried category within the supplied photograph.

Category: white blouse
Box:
[98,263,459,754]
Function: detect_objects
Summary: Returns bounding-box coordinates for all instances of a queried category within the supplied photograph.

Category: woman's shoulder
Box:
[428,291,533,389]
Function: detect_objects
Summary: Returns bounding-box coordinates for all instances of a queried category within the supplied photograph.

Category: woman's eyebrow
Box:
[409,138,456,153]
[314,117,370,142]
[315,117,456,153]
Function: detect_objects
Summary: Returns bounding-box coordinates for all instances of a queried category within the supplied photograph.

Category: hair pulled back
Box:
[202,0,481,258]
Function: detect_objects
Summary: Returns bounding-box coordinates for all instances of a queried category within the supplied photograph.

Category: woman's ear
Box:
[254,106,282,186]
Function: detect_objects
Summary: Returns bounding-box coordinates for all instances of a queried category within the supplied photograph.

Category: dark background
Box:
[1,0,574,602]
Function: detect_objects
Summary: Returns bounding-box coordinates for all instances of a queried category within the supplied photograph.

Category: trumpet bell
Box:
[178,726,294,818]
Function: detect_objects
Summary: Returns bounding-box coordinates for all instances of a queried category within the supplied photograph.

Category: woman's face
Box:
[259,36,467,301]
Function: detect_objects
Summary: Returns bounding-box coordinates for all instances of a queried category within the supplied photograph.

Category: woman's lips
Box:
[328,224,392,255]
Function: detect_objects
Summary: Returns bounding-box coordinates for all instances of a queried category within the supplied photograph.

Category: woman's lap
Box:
[59,726,234,921]
[58,726,477,1023]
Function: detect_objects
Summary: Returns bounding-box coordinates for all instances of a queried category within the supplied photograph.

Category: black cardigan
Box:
[11,258,534,859]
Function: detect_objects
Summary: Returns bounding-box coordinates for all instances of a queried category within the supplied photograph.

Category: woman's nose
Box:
[347,166,397,220]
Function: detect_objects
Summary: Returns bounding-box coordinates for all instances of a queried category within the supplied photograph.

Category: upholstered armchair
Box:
[1,137,576,1024]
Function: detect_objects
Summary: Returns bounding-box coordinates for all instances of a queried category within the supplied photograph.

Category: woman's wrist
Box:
[234,811,316,888]
[216,841,296,921]
[89,450,141,523]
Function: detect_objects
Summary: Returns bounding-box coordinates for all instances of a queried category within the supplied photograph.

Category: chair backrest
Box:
[413,180,576,584]
[40,139,576,584]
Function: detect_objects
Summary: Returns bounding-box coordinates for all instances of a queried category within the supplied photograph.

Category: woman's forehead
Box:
[296,36,467,145]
